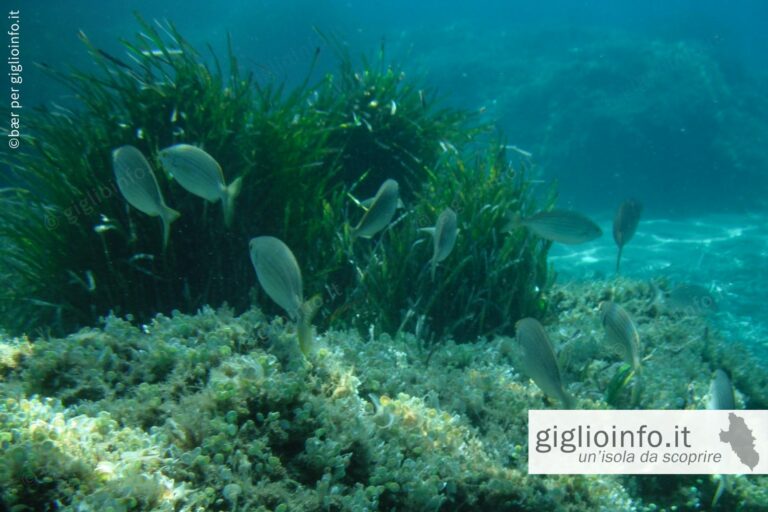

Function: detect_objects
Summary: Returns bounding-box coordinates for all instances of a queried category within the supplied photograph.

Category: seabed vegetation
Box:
[1,279,767,511]
[0,17,766,512]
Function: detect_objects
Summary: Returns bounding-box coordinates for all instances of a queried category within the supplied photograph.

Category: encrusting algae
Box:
[1,277,766,510]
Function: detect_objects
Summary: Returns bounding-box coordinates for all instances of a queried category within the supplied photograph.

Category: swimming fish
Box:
[708,369,735,410]
[249,236,303,320]
[352,179,399,238]
[667,284,718,315]
[249,236,320,357]
[599,301,641,372]
[707,369,735,508]
[513,209,602,244]
[158,144,243,227]
[515,318,574,408]
[613,199,642,274]
[421,208,458,280]
[112,145,180,249]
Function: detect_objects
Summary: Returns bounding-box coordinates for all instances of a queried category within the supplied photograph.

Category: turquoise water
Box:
[550,214,768,358]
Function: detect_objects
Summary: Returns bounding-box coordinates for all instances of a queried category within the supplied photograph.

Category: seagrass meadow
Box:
[0,18,551,341]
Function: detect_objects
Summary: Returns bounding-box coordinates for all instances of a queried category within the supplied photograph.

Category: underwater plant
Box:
[0,18,256,333]
[330,145,554,342]
[0,17,482,336]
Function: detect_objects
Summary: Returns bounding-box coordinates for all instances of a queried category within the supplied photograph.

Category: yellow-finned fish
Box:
[249,236,303,320]
[613,199,642,274]
[513,209,602,245]
[421,207,458,280]
[600,301,641,372]
[352,179,399,238]
[515,318,574,408]
[158,144,243,227]
[248,236,321,357]
[112,145,180,249]
[707,369,735,508]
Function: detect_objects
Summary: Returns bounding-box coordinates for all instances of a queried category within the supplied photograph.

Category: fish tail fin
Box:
[222,176,243,227]
[630,367,643,406]
[161,206,181,250]
[561,390,575,409]
[712,475,728,508]
[298,294,323,357]
[616,246,624,275]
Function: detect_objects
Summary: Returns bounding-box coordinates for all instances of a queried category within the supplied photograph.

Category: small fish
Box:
[421,208,458,280]
[158,144,243,227]
[249,236,320,357]
[599,302,641,371]
[512,209,602,244]
[708,369,735,410]
[112,145,180,249]
[515,318,574,408]
[352,179,399,238]
[249,236,303,320]
[707,369,735,508]
[667,284,718,314]
[613,199,643,274]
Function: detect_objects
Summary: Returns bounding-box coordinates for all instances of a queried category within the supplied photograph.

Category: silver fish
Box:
[667,284,718,315]
[421,208,458,279]
[352,179,399,238]
[516,209,602,244]
[708,369,735,410]
[112,145,180,249]
[249,237,322,357]
[600,301,641,371]
[613,199,642,274]
[249,236,303,320]
[158,144,243,227]
[707,369,735,508]
[515,318,574,408]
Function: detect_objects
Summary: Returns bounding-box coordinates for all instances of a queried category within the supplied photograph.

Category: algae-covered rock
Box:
[3,279,764,511]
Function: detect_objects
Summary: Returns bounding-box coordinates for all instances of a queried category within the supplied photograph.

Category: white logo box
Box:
[528,410,768,474]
